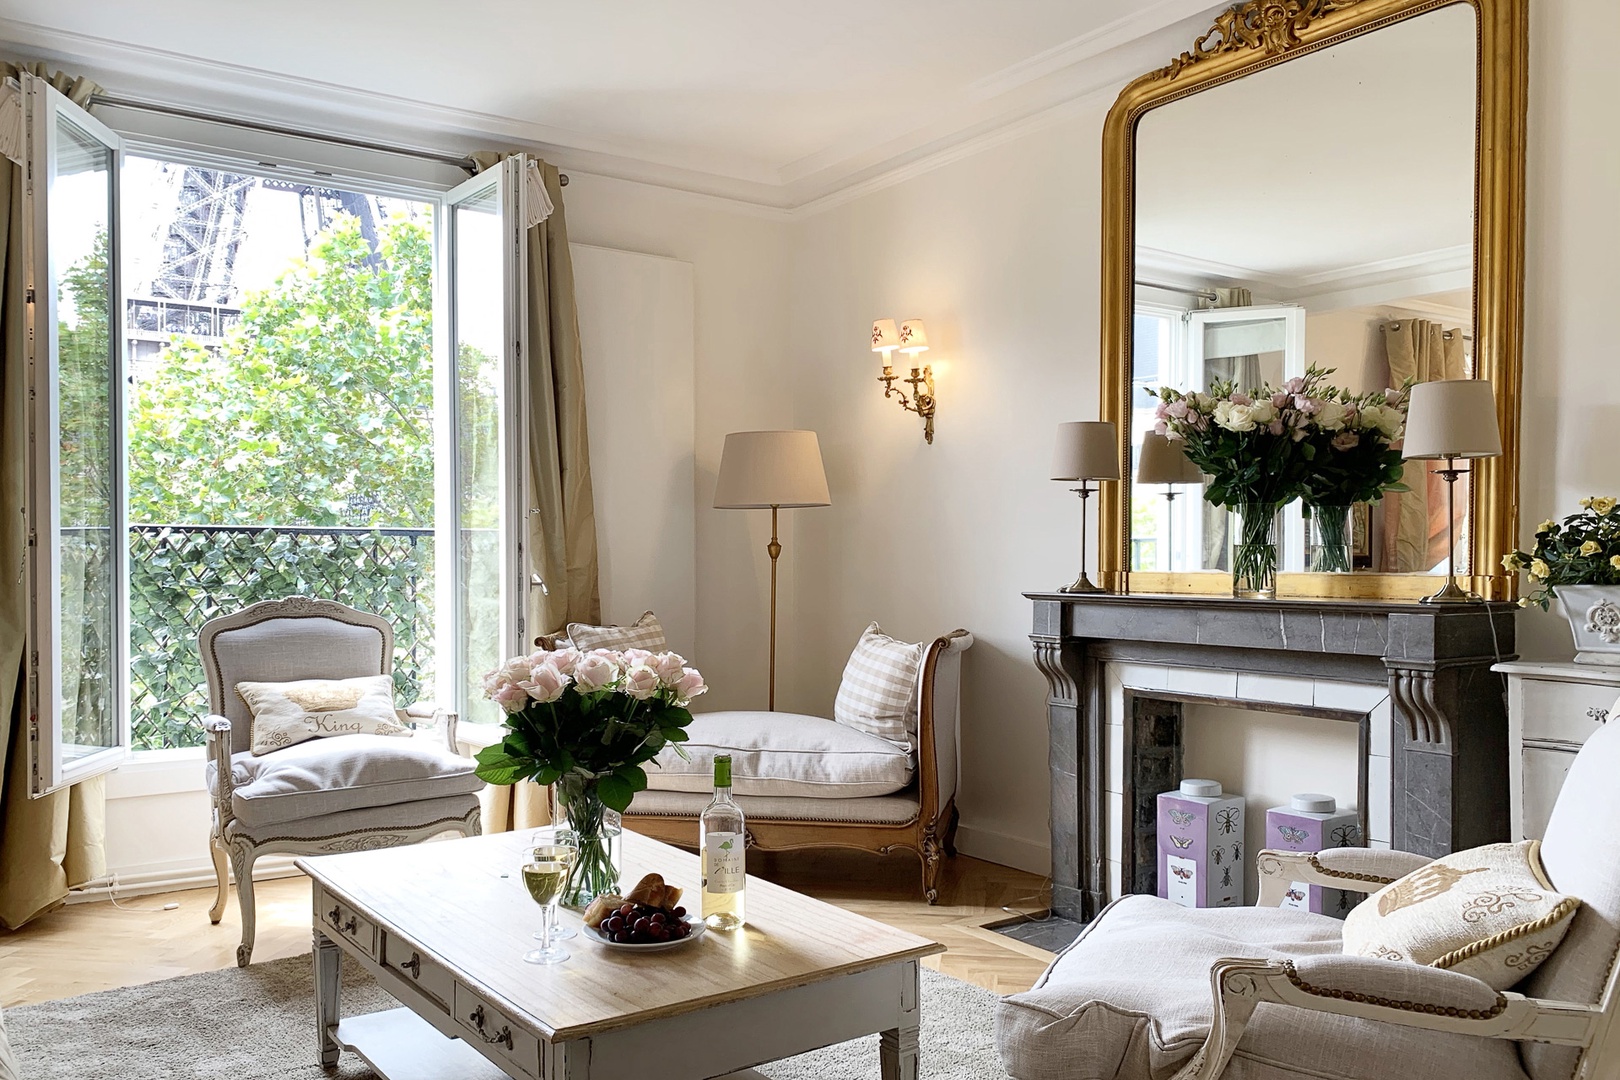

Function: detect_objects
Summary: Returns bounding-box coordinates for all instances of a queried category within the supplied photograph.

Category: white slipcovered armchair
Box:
[996,702,1620,1080]
[201,597,484,966]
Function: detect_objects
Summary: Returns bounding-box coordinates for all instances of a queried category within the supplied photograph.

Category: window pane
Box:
[452,183,505,724]
[53,114,118,761]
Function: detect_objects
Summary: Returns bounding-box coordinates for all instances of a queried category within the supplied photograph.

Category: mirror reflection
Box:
[1129,3,1477,578]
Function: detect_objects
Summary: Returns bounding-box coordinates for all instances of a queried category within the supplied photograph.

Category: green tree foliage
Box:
[128,213,437,527]
[59,229,114,527]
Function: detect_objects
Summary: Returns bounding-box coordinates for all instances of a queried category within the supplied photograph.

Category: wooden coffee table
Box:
[295,829,945,1079]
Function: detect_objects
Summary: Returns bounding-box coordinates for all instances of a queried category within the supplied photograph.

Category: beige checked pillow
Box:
[567,610,667,652]
[238,675,408,756]
[1342,840,1580,990]
[834,622,923,752]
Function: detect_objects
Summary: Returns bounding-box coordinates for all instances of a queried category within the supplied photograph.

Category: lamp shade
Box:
[899,319,929,354]
[1051,421,1120,481]
[714,430,832,509]
[1137,432,1205,485]
[871,319,900,353]
[1401,379,1502,460]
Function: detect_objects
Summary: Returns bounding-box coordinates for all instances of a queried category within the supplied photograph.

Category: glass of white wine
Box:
[522,844,577,965]
[530,828,579,940]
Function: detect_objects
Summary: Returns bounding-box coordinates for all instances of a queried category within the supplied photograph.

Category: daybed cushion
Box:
[996,894,1529,1080]
[834,622,923,751]
[626,788,920,825]
[566,610,667,652]
[207,733,483,829]
[644,710,914,798]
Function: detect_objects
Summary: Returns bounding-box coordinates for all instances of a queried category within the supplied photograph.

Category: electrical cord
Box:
[106,873,181,913]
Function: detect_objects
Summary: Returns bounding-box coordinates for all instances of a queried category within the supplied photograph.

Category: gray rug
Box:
[9,955,1006,1079]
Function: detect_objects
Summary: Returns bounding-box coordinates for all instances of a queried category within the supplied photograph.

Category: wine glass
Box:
[530,827,578,940]
[521,844,577,965]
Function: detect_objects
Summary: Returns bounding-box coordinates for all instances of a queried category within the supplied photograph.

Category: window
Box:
[23,74,535,790]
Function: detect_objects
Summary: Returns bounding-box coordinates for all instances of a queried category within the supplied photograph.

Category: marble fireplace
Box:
[1028,592,1517,924]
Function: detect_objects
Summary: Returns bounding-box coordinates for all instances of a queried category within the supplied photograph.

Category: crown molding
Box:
[1136,243,1472,300]
[0,3,1224,214]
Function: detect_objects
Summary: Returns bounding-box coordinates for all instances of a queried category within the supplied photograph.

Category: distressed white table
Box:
[296,829,943,1080]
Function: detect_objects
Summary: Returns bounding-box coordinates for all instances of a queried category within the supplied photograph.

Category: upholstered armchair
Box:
[996,703,1620,1080]
[201,597,484,966]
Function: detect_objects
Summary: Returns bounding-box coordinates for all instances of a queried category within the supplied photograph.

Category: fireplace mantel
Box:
[1027,591,1517,923]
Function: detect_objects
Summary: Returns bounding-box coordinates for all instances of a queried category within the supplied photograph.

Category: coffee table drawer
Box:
[381,934,453,1009]
[320,897,378,960]
[453,983,541,1077]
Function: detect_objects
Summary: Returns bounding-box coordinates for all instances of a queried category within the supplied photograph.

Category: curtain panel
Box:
[0,64,107,931]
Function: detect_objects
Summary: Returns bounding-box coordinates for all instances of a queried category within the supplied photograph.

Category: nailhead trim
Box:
[1282,960,1509,1020]
[1305,854,1400,886]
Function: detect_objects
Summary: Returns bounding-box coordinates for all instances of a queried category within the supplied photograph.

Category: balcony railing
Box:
[128,524,435,750]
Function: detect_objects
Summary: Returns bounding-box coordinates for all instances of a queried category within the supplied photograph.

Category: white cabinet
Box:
[1494,662,1620,840]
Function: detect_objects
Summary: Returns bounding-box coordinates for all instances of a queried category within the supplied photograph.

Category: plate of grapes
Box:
[581,873,706,952]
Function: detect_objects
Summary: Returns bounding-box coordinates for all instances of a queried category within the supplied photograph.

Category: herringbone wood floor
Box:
[0,845,1055,1008]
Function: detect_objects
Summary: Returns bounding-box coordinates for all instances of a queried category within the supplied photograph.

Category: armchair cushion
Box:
[237,674,409,755]
[996,895,1529,1080]
[834,622,923,751]
[208,733,483,828]
[566,610,666,652]
[644,711,913,798]
[1342,840,1580,990]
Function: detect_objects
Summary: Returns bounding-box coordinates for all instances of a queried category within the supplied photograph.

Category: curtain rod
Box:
[87,93,569,185]
[1135,278,1218,301]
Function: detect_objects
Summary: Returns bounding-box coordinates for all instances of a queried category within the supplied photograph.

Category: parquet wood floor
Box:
[0,844,1055,1008]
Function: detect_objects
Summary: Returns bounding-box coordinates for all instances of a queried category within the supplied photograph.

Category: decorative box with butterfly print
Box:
[1265,793,1363,918]
[1157,779,1245,908]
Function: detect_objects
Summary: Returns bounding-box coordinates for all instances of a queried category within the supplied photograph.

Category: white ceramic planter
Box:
[1559,585,1620,666]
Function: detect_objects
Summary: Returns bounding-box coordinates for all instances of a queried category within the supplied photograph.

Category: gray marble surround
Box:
[1028,592,1518,924]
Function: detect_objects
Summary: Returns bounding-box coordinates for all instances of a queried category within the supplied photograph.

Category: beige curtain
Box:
[0,65,107,931]
[467,154,599,832]
[1200,287,1258,570]
[1381,319,1466,572]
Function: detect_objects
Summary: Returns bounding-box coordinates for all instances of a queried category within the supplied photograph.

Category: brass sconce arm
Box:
[879,364,936,444]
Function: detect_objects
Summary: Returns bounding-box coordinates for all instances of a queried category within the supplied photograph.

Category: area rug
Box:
[8,955,1006,1079]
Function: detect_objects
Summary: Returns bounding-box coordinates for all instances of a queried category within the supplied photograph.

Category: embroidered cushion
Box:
[237,675,408,756]
[1342,839,1581,990]
[833,622,923,752]
[566,610,667,652]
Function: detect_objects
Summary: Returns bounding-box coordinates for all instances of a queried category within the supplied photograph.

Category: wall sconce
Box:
[870,318,937,444]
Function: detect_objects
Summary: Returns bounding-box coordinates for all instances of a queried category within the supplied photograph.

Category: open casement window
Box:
[440,157,531,725]
[22,73,129,795]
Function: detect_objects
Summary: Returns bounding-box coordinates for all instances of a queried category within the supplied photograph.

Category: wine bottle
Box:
[700,753,746,930]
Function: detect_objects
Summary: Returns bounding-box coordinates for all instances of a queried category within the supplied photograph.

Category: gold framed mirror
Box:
[1098,0,1526,600]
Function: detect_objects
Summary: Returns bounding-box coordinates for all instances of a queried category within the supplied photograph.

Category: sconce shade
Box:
[1401,379,1502,460]
[871,319,900,354]
[1137,432,1205,485]
[899,319,929,354]
[1051,421,1120,481]
[714,430,832,509]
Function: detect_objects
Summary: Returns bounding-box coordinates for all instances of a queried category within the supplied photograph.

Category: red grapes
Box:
[602,901,694,945]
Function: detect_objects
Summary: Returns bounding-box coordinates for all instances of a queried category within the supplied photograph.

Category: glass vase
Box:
[1307,504,1354,574]
[1231,502,1280,599]
[554,786,622,908]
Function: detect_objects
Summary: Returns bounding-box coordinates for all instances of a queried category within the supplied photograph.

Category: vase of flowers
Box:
[1299,385,1411,573]
[475,646,707,905]
[1506,498,1620,665]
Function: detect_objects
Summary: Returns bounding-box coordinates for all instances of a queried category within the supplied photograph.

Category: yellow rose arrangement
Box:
[1505,497,1620,610]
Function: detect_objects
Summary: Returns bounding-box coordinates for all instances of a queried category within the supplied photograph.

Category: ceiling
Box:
[0,0,1222,208]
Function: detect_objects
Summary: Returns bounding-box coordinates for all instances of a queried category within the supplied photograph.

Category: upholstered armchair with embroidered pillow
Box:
[201,597,484,966]
[995,699,1620,1080]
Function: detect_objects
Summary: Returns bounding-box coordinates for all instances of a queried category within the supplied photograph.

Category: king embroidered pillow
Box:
[1342,840,1580,990]
[238,675,409,755]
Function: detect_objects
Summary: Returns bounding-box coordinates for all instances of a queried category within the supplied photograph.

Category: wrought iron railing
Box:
[128,524,435,750]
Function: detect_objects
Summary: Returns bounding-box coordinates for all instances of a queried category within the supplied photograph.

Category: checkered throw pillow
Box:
[834,622,923,752]
[567,610,668,653]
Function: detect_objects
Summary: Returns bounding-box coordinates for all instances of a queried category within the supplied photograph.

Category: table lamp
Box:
[1052,421,1120,593]
[1137,432,1204,572]
[1401,379,1502,604]
[714,430,831,709]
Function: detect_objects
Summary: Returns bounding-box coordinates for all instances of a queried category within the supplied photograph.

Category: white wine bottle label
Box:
[704,832,745,895]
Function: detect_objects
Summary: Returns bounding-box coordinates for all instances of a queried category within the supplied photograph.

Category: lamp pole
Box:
[766,504,782,710]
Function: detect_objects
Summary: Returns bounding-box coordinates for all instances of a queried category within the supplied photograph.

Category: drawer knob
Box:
[1589,707,1610,725]
[466,1004,514,1050]
[400,951,421,979]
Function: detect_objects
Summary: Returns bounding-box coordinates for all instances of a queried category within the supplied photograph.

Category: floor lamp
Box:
[1401,379,1502,604]
[1138,432,1205,572]
[714,430,831,710]
[1052,421,1120,593]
